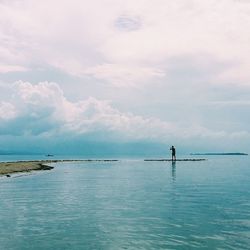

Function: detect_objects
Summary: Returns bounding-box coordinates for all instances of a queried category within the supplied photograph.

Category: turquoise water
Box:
[0,157,250,249]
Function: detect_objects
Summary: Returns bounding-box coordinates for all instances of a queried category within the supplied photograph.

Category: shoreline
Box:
[0,161,54,176]
[144,158,206,161]
[0,159,119,176]
[0,158,207,176]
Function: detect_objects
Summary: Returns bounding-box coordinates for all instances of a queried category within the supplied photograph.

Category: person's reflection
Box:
[171,161,176,181]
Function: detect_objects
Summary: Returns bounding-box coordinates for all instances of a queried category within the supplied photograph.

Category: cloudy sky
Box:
[0,0,250,156]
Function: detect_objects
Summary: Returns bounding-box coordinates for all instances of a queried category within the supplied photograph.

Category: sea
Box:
[0,155,250,250]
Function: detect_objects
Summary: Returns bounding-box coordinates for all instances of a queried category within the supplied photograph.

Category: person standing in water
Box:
[170,146,176,161]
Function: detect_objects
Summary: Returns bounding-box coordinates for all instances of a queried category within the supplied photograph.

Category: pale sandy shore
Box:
[0,159,119,176]
[0,161,54,176]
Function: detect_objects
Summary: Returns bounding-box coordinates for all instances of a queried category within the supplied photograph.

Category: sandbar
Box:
[0,159,119,176]
[0,161,54,176]
[144,159,206,161]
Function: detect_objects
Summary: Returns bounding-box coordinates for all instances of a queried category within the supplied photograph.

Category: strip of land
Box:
[0,161,54,176]
[0,159,119,176]
[190,153,248,156]
[144,159,206,161]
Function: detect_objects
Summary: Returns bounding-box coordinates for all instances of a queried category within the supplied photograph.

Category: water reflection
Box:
[171,161,176,181]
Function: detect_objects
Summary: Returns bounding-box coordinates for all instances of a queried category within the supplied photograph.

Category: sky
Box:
[0,0,250,156]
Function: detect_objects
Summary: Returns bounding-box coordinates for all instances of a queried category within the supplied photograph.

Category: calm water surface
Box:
[0,157,250,249]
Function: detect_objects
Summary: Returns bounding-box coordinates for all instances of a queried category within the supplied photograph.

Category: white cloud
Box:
[0,101,17,120]
[0,81,248,141]
[0,0,250,86]
[0,64,28,73]
[83,64,165,87]
[0,1,250,151]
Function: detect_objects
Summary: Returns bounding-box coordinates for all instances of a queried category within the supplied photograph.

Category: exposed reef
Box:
[0,159,119,177]
[144,159,206,161]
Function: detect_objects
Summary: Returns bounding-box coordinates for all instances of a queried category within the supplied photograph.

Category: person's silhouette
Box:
[170,146,176,161]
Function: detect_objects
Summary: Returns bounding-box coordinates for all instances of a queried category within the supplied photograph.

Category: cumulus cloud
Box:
[0,81,249,142]
[1,1,250,152]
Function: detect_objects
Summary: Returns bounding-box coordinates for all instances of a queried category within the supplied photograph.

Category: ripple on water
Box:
[0,159,250,249]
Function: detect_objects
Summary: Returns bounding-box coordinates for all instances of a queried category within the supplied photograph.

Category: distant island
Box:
[190,153,248,156]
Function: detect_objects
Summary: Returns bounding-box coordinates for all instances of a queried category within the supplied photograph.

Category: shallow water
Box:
[0,157,250,249]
